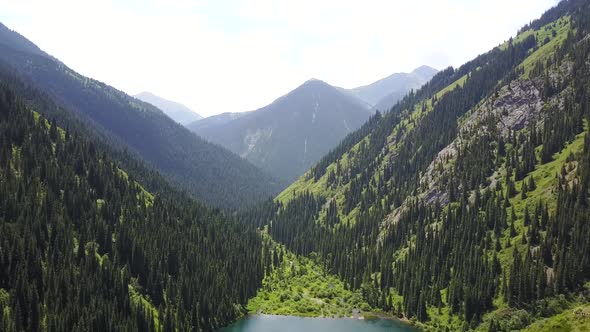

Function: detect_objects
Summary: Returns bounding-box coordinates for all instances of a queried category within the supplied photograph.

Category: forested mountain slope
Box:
[0,23,280,210]
[248,0,590,330]
[0,80,263,331]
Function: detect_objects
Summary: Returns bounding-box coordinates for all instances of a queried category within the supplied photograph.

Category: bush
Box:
[279,293,289,302]
[536,295,569,317]
[505,309,532,331]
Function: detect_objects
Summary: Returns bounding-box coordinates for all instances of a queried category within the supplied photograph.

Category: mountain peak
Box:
[412,65,438,73]
[301,78,330,87]
[411,65,439,80]
[136,91,156,98]
[278,78,338,100]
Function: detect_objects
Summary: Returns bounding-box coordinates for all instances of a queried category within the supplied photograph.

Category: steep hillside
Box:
[191,79,372,183]
[0,23,280,210]
[0,82,264,331]
[134,91,202,125]
[250,1,590,330]
[347,65,438,111]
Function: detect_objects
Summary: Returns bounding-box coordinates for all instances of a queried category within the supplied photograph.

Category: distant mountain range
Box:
[0,22,281,210]
[189,67,437,183]
[188,111,247,132]
[134,91,202,125]
[343,65,439,111]
[190,79,372,183]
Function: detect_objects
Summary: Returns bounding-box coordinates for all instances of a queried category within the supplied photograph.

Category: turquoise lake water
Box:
[217,315,417,332]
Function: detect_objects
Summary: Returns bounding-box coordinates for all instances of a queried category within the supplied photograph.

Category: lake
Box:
[217,315,417,332]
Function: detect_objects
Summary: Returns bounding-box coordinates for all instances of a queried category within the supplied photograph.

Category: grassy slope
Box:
[522,16,571,77]
[247,237,374,318]
[522,303,590,332]
[499,16,570,52]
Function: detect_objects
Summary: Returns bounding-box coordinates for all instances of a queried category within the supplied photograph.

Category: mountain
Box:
[245,0,590,330]
[371,65,439,112]
[187,111,247,132]
[0,80,263,330]
[344,65,438,111]
[188,66,437,185]
[0,23,281,210]
[134,91,202,125]
[190,79,373,183]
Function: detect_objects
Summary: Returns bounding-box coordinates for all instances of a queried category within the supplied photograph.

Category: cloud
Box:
[0,0,558,116]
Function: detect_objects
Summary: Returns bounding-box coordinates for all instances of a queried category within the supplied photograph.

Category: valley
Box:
[1,0,590,331]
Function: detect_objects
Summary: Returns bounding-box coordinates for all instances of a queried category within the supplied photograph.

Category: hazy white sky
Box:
[1,0,558,117]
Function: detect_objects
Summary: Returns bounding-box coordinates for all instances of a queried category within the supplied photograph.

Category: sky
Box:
[0,0,559,117]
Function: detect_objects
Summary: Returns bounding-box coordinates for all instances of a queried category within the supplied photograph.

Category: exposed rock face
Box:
[465,78,544,136]
[382,61,573,228]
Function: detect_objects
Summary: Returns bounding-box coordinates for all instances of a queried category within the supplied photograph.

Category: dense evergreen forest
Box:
[0,81,264,331]
[248,0,590,330]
